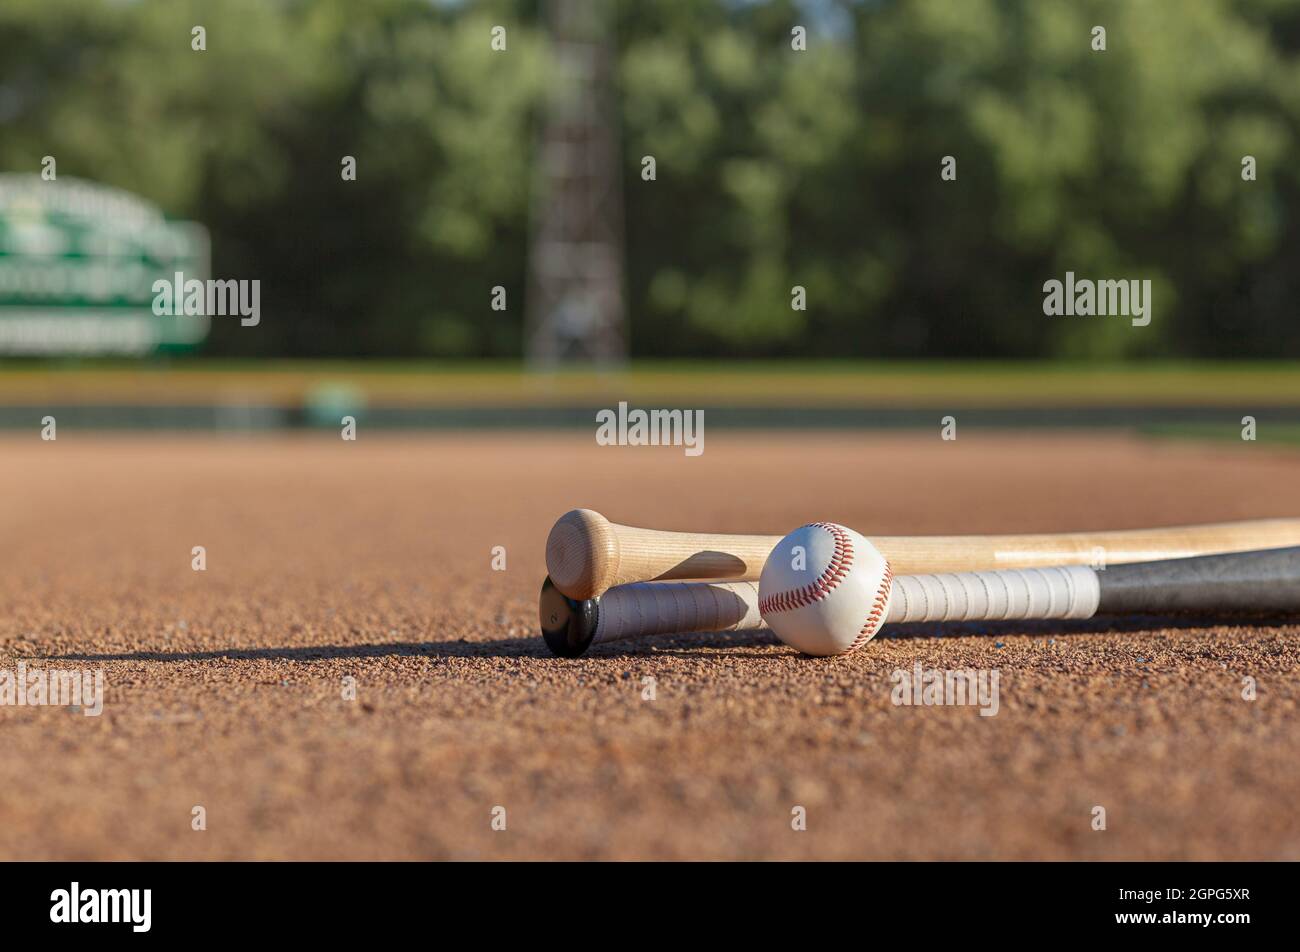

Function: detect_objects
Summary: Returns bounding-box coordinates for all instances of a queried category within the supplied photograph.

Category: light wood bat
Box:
[545,508,1300,601]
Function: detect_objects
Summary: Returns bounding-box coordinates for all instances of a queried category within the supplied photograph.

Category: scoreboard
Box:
[0,175,210,355]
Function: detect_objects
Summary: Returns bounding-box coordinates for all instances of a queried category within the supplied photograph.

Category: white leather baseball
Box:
[758,523,894,656]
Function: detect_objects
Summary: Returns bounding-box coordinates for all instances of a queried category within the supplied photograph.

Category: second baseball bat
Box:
[545,509,1300,600]
[540,546,1300,656]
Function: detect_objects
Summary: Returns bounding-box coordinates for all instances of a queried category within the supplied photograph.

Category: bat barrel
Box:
[594,580,762,646]
[545,508,780,600]
[1097,546,1300,614]
[545,509,621,603]
[539,576,765,658]
[539,575,601,658]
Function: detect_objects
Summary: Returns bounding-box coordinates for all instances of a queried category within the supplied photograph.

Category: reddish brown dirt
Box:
[0,431,1297,860]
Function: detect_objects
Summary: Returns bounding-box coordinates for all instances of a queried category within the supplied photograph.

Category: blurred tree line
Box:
[2,0,1298,359]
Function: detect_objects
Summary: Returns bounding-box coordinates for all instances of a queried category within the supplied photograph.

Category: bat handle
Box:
[884,567,1100,624]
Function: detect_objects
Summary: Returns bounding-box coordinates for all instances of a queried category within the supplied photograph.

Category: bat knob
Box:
[539,575,600,658]
[546,509,619,600]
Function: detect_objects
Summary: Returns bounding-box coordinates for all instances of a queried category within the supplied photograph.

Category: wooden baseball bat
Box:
[540,546,1300,657]
[545,508,1300,601]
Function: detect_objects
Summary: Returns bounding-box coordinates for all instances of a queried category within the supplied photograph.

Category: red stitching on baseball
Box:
[847,560,893,652]
[758,523,855,616]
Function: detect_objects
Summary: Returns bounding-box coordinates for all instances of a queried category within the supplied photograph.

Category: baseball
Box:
[758,523,894,656]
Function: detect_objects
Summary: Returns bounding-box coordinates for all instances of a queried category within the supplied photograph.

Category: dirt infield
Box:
[1,431,1298,860]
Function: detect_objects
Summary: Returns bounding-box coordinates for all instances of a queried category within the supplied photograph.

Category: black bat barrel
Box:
[1097,546,1300,615]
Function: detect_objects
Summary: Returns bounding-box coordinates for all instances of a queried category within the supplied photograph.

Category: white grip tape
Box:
[884,566,1100,624]
[593,581,764,645]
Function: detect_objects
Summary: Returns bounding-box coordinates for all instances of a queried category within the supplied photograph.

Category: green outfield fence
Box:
[3,403,1299,435]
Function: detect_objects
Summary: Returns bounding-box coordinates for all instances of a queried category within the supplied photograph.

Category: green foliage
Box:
[1,0,1297,358]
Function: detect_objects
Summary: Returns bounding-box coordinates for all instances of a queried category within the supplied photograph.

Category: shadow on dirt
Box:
[43,612,1297,663]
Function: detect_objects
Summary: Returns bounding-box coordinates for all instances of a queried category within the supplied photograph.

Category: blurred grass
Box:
[0,360,1297,407]
[1140,423,1300,445]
